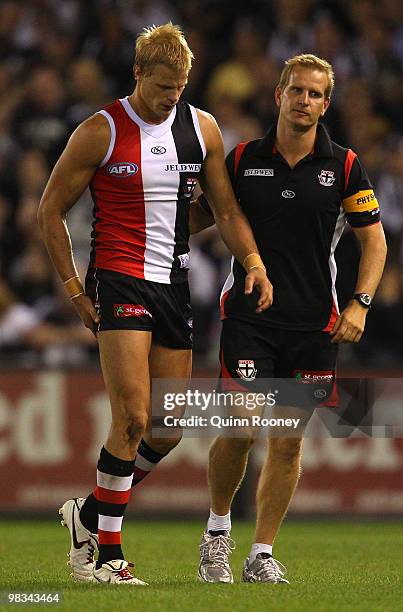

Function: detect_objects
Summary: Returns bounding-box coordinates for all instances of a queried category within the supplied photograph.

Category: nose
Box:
[168,90,180,104]
[298,90,309,106]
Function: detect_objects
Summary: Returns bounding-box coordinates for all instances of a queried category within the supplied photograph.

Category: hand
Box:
[71,294,100,334]
[244,267,273,313]
[329,301,368,344]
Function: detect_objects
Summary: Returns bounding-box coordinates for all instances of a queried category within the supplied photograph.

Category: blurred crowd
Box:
[0,0,402,369]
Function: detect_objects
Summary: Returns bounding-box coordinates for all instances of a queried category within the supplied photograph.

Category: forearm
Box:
[354,234,387,297]
[215,209,262,270]
[38,208,80,284]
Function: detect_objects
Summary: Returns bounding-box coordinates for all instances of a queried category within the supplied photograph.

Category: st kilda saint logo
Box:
[318,169,335,186]
[236,359,257,381]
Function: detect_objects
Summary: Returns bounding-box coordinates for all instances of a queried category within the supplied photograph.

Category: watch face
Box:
[360,293,371,306]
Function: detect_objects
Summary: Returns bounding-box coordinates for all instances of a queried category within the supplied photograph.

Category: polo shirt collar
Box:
[255,122,334,159]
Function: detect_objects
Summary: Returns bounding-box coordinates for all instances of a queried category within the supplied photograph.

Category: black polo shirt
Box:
[219,123,380,331]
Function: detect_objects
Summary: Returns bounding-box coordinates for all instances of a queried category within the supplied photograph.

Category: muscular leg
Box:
[130,344,192,485]
[90,330,152,566]
[99,330,152,459]
[143,343,192,454]
[208,436,255,516]
[254,436,303,545]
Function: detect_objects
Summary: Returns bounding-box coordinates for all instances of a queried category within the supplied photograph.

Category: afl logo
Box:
[107,162,138,177]
[151,146,166,155]
[282,190,295,198]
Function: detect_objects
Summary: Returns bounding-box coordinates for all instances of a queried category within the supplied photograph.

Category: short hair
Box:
[135,23,194,76]
[278,54,335,99]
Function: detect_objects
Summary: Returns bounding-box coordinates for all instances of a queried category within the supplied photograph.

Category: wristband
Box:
[63,275,84,298]
[70,292,84,301]
[243,253,266,273]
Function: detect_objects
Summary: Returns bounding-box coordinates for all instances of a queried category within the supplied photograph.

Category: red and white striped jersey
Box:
[89,97,206,284]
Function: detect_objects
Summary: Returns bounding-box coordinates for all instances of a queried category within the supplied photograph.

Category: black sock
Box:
[79,493,98,534]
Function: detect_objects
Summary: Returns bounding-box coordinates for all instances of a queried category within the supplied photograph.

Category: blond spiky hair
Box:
[135,22,194,75]
[278,54,335,99]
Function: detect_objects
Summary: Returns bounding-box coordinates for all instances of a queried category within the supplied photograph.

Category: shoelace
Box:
[116,562,135,581]
[253,557,287,582]
[86,541,95,565]
[200,534,235,567]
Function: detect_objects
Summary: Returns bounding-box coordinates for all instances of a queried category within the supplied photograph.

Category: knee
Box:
[210,434,256,459]
[124,412,148,443]
[269,438,303,463]
[112,392,149,443]
[146,434,182,455]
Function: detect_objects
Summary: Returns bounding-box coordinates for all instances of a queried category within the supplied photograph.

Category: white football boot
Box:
[242,553,289,584]
[59,497,98,582]
[93,559,148,585]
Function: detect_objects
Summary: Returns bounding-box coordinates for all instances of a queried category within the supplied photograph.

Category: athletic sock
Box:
[79,493,98,533]
[132,439,167,487]
[94,446,135,568]
[249,542,273,563]
[207,509,231,535]
[79,440,167,533]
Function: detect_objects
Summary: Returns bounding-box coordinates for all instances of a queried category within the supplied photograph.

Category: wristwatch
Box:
[353,293,372,308]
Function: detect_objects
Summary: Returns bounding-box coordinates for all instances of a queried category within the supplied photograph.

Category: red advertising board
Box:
[0,372,402,514]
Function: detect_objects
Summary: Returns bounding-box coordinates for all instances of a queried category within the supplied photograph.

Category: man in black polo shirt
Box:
[193,54,387,584]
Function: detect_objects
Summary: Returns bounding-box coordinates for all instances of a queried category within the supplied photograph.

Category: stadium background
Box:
[0,0,402,519]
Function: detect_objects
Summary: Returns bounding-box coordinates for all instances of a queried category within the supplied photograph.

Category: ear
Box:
[134,65,141,81]
[274,85,282,109]
[321,97,330,116]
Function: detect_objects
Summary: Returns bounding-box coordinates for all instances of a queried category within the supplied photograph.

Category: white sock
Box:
[207,509,231,533]
[249,543,273,562]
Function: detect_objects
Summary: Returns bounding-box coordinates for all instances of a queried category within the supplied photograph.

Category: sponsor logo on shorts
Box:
[114,304,152,318]
[318,169,335,186]
[151,146,166,155]
[282,190,295,198]
[107,162,138,177]
[164,163,202,172]
[314,388,328,399]
[294,370,334,384]
[236,359,257,381]
[244,168,274,176]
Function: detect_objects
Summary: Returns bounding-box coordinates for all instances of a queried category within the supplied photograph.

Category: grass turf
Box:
[0,520,401,611]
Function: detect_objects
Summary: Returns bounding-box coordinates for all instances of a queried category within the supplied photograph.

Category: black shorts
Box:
[219,318,338,407]
[86,268,193,349]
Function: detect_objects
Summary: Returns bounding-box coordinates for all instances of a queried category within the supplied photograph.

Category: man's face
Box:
[275,67,330,131]
[135,63,188,120]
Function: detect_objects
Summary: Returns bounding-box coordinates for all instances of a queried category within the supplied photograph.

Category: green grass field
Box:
[0,520,402,611]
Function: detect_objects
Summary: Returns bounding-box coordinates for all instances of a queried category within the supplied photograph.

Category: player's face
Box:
[275,67,330,131]
[135,64,188,121]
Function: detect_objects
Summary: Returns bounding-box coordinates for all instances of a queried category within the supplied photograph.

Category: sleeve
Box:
[342,153,380,227]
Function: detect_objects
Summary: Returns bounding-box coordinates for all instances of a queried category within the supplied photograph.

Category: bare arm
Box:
[330,222,387,343]
[197,110,273,312]
[37,114,110,331]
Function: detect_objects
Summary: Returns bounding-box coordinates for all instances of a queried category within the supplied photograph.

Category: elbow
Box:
[37,200,45,233]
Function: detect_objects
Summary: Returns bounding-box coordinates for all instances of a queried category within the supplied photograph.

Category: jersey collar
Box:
[120,96,177,138]
[255,122,334,159]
